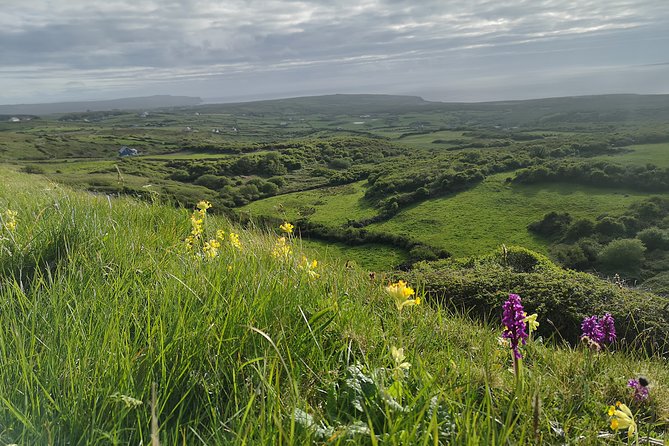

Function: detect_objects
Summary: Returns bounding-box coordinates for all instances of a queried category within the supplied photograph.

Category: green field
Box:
[397,130,469,147]
[240,180,377,226]
[369,173,652,257]
[591,142,669,167]
[300,239,408,271]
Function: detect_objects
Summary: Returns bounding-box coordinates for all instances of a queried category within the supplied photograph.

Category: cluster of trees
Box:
[608,129,669,147]
[513,160,669,192]
[167,151,298,181]
[528,197,669,282]
[165,152,296,206]
[164,136,405,206]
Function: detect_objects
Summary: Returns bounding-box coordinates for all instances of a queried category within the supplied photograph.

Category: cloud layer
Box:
[2,0,668,103]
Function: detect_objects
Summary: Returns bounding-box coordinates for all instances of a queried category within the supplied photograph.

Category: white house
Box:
[118,146,139,157]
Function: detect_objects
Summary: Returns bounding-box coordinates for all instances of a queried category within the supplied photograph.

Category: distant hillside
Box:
[197,93,669,127]
[0,95,202,116]
[197,93,432,115]
[436,93,669,126]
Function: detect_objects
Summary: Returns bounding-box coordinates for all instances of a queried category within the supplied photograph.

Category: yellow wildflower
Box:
[184,235,195,250]
[524,312,539,333]
[608,401,637,439]
[216,229,226,241]
[390,346,411,381]
[196,200,212,211]
[391,346,411,370]
[272,236,292,259]
[2,209,17,232]
[229,232,242,251]
[279,222,294,235]
[203,239,221,258]
[190,214,204,236]
[299,256,320,279]
[385,280,420,311]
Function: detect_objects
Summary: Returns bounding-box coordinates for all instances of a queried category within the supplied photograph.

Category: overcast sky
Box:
[1,0,668,105]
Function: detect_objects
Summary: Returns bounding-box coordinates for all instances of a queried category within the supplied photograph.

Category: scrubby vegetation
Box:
[528,196,669,287]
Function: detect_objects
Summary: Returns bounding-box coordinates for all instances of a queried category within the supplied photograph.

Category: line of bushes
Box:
[513,160,669,192]
[406,246,669,353]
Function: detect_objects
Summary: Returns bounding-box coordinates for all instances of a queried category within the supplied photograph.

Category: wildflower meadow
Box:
[0,166,668,444]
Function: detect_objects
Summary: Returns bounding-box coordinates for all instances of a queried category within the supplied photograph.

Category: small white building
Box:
[118,146,139,157]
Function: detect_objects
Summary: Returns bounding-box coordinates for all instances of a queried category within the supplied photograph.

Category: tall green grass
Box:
[0,166,667,444]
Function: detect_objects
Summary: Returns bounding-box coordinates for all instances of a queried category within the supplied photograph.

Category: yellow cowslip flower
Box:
[2,209,17,232]
[524,312,539,333]
[385,280,420,311]
[390,346,411,381]
[299,256,320,279]
[203,239,221,258]
[608,401,637,439]
[184,235,195,250]
[190,213,204,236]
[216,229,226,241]
[391,346,411,370]
[279,222,294,235]
[272,236,292,259]
[196,200,212,211]
[229,232,242,251]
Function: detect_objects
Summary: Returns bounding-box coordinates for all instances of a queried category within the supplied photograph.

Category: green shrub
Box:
[595,217,626,239]
[21,164,45,174]
[551,243,589,269]
[642,271,669,296]
[598,238,646,271]
[194,174,231,190]
[637,227,669,251]
[563,218,594,241]
[528,212,571,239]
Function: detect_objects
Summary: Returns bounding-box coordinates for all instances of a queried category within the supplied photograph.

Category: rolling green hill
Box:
[2,93,669,279]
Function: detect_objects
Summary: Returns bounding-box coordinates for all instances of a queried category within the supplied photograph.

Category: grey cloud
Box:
[1,0,668,103]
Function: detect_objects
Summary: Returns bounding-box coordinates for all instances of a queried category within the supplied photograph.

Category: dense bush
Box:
[642,271,669,296]
[550,243,589,270]
[637,227,669,251]
[528,212,572,239]
[407,246,669,349]
[21,164,46,174]
[598,238,646,272]
[194,174,231,190]
[595,217,626,239]
[563,218,595,241]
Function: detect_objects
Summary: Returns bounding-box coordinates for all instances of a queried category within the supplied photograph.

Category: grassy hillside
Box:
[1,167,669,444]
